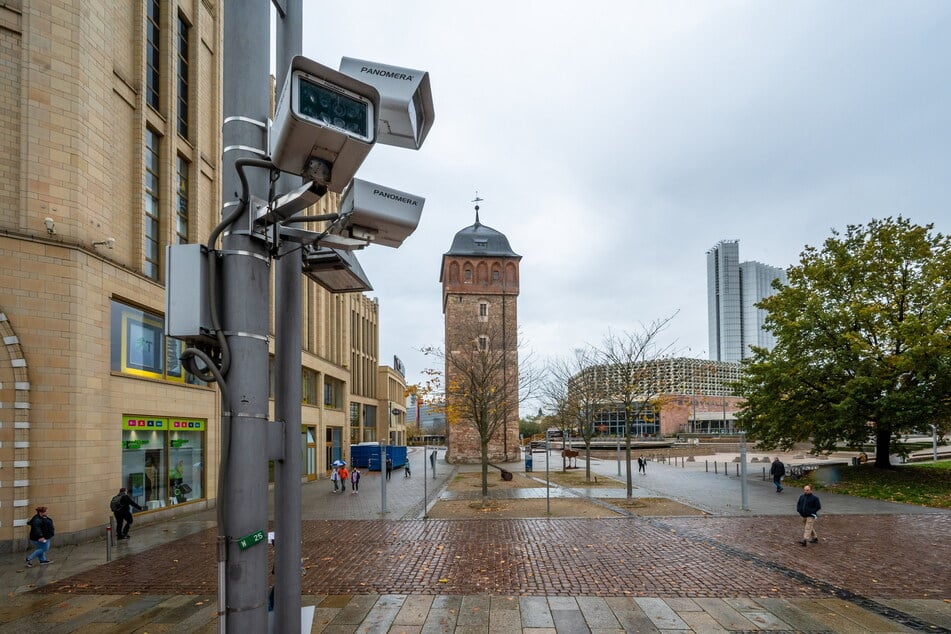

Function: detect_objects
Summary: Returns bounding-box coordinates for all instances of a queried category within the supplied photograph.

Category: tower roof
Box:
[444,214,520,258]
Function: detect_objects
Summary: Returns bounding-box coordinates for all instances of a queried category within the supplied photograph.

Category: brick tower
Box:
[440,204,521,464]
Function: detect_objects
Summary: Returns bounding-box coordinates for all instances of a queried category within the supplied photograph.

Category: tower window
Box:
[479,302,488,321]
[478,336,488,351]
[474,239,488,249]
[464,269,472,281]
[492,270,500,281]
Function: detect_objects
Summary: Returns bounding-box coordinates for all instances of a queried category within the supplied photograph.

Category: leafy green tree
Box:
[736,217,951,467]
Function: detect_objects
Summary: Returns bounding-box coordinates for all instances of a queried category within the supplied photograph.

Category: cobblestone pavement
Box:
[4,449,951,632]
[31,514,949,602]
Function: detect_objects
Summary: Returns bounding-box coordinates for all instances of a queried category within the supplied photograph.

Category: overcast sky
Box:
[297,2,951,399]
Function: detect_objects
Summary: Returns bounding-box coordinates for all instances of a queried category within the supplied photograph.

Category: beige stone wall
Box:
[0,0,394,549]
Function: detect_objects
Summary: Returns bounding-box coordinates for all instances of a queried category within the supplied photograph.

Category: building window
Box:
[122,415,206,509]
[144,129,161,280]
[176,13,190,138]
[478,335,489,351]
[350,403,360,444]
[302,368,318,405]
[175,155,189,244]
[324,377,342,409]
[363,404,377,442]
[464,269,472,281]
[110,300,204,385]
[475,239,487,249]
[146,0,160,110]
[492,270,500,281]
[479,301,488,322]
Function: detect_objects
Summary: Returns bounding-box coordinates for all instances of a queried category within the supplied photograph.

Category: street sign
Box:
[238,529,266,551]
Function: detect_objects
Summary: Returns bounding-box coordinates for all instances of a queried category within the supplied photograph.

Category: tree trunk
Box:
[584,441,592,481]
[481,442,490,504]
[874,424,893,468]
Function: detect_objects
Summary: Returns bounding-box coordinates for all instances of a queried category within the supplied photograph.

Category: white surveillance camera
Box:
[339,57,434,150]
[44,217,56,235]
[331,179,424,249]
[270,56,381,193]
[93,237,116,249]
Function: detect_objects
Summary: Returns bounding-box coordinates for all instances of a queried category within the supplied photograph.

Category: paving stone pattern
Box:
[34,514,947,601]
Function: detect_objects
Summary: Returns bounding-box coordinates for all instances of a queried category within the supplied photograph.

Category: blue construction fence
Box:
[350,444,408,471]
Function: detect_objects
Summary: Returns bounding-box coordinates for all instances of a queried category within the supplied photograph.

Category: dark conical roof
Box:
[445,213,520,258]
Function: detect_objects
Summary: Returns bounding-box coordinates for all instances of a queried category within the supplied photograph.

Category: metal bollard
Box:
[706,460,709,473]
[735,464,739,477]
[106,521,113,561]
[714,462,718,474]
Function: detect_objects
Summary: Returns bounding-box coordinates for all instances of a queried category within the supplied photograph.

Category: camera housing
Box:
[331,179,424,248]
[271,56,381,193]
[301,245,373,293]
[339,57,434,150]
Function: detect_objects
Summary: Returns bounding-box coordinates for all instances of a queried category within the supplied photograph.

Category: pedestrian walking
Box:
[770,457,786,493]
[796,485,822,546]
[430,449,437,472]
[110,487,143,540]
[350,467,361,493]
[25,506,55,567]
[339,465,349,489]
[385,457,393,481]
[330,467,340,492]
[404,460,411,478]
[638,457,646,474]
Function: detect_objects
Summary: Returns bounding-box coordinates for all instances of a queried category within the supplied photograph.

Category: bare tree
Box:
[423,321,541,503]
[598,317,677,499]
[547,346,609,480]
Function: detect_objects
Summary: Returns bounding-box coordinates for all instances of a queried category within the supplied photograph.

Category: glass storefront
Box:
[122,415,205,510]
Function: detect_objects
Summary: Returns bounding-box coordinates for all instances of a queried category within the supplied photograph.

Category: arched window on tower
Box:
[464,268,472,282]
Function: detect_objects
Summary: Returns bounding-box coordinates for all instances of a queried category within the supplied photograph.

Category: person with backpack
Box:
[25,505,55,567]
[350,467,361,494]
[111,487,143,540]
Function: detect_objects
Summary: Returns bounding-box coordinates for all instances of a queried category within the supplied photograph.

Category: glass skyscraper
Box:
[707,241,787,362]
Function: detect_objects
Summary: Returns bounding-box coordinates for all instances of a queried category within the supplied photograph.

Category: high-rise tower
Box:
[440,206,521,463]
[707,240,786,361]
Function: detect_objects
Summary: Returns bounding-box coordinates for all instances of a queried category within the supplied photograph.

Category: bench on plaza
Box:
[786,463,818,480]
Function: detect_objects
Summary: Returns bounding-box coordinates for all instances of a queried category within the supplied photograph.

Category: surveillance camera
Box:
[44,217,56,235]
[339,58,435,150]
[270,56,381,193]
[331,179,424,249]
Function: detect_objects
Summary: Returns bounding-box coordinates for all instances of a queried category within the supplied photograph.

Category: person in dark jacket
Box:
[113,487,143,539]
[770,457,786,493]
[796,485,822,546]
[25,506,55,566]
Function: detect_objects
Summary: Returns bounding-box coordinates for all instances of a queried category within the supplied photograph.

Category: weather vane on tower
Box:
[471,191,484,223]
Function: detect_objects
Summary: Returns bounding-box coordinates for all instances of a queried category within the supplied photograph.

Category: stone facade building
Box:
[440,212,521,463]
[0,0,394,550]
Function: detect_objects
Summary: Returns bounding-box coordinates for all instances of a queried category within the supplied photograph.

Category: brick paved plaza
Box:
[3,453,950,632]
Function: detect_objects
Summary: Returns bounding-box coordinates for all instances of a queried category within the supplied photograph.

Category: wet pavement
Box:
[2,447,950,632]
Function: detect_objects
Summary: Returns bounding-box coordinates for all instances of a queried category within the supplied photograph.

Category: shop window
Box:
[122,416,205,510]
